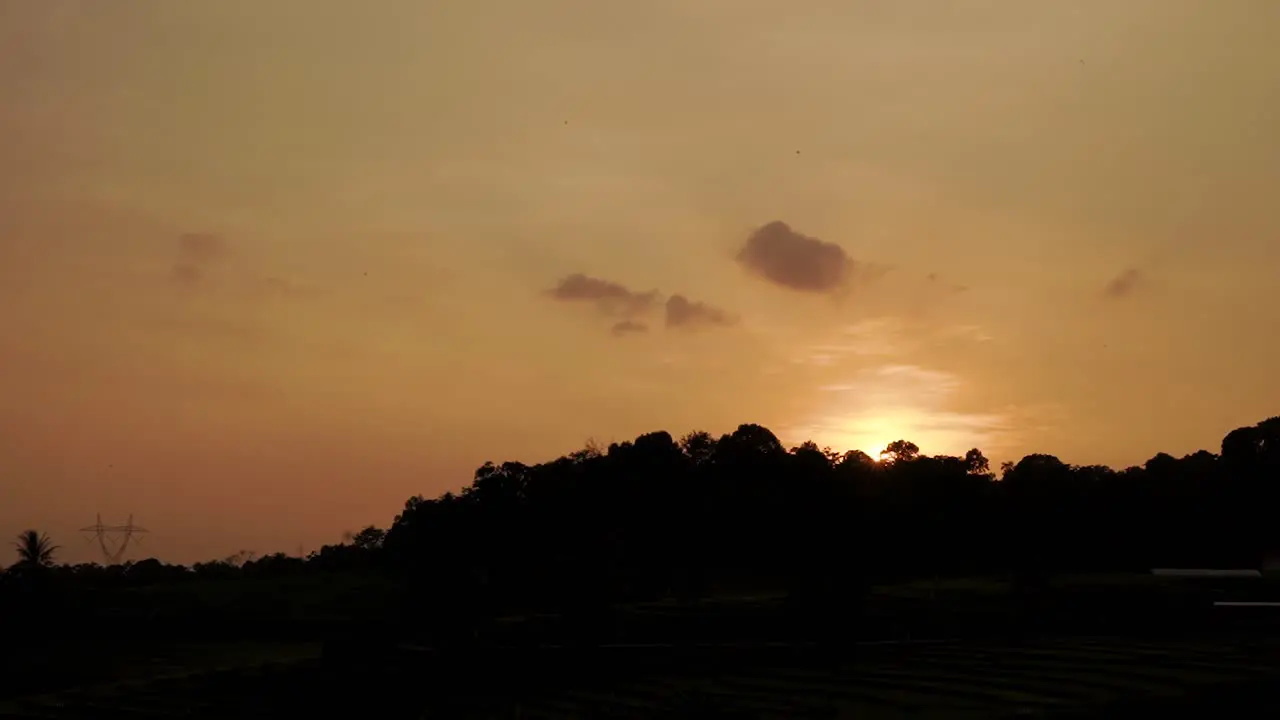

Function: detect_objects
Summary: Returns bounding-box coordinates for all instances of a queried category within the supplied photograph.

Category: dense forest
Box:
[3,416,1278,640]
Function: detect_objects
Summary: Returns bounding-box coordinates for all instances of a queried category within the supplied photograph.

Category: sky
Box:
[2,0,1278,564]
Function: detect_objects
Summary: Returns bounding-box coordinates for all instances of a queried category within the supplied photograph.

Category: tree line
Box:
[4,416,1278,617]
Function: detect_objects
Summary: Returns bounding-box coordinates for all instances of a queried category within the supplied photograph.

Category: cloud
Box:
[261,277,293,294]
[255,276,316,300]
[788,317,993,370]
[1103,268,1142,299]
[166,233,313,303]
[171,263,203,285]
[737,221,855,294]
[939,324,994,343]
[926,272,968,294]
[902,271,972,319]
[177,232,226,264]
[171,232,226,286]
[794,319,902,363]
[165,314,266,346]
[547,273,658,318]
[665,294,735,329]
[611,320,649,336]
[547,273,737,337]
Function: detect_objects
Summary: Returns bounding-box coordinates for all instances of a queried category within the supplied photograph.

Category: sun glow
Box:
[806,411,915,460]
[787,364,1010,461]
[795,406,1004,462]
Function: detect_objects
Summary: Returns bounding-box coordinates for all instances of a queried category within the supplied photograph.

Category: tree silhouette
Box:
[6,415,1280,651]
[350,526,386,551]
[12,530,58,570]
[964,448,991,476]
[372,413,1280,633]
[880,439,920,463]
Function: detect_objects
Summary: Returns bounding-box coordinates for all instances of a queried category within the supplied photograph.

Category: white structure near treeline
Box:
[1150,567,1280,606]
[1150,568,1261,578]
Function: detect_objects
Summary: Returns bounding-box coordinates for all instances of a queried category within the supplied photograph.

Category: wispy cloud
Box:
[665,294,735,329]
[168,232,229,287]
[171,263,203,285]
[1103,267,1143,299]
[786,363,1013,457]
[925,272,968,295]
[938,324,994,343]
[789,316,994,369]
[178,233,226,263]
[797,317,905,362]
[546,273,736,337]
[547,273,659,318]
[251,275,321,302]
[611,319,649,336]
[158,313,267,347]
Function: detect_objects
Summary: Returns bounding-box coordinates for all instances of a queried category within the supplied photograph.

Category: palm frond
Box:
[13,530,58,567]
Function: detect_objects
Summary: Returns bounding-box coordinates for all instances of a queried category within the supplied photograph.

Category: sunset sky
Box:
[3,1,1278,564]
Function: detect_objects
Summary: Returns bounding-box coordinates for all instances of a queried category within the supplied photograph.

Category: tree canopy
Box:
[4,416,1279,619]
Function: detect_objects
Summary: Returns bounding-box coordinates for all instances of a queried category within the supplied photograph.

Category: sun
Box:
[795,365,1005,462]
[802,414,913,460]
[856,433,904,461]
[799,407,1001,463]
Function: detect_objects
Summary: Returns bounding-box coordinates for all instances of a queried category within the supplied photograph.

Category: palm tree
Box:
[13,530,58,569]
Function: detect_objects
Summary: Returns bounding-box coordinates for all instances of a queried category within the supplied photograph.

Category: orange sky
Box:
[3,1,1278,564]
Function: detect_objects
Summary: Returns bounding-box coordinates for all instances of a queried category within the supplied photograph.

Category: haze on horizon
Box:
[2,1,1277,564]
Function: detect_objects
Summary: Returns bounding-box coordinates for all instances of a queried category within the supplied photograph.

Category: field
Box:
[4,573,1280,717]
[3,635,1280,717]
[476,636,1280,718]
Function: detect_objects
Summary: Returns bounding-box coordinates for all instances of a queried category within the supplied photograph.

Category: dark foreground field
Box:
[5,575,1280,718]
[4,634,1280,718]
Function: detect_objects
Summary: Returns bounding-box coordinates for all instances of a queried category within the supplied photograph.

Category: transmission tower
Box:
[80,514,149,564]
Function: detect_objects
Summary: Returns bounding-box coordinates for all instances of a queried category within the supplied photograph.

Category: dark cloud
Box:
[737,221,854,294]
[665,294,736,329]
[926,272,968,294]
[177,232,226,264]
[171,232,226,286]
[257,276,312,299]
[171,263,203,285]
[547,273,737,336]
[610,320,649,336]
[1103,268,1142,299]
[262,277,292,294]
[547,273,658,318]
[169,315,265,346]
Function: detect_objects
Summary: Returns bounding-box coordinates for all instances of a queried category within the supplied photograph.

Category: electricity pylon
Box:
[80,514,149,564]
